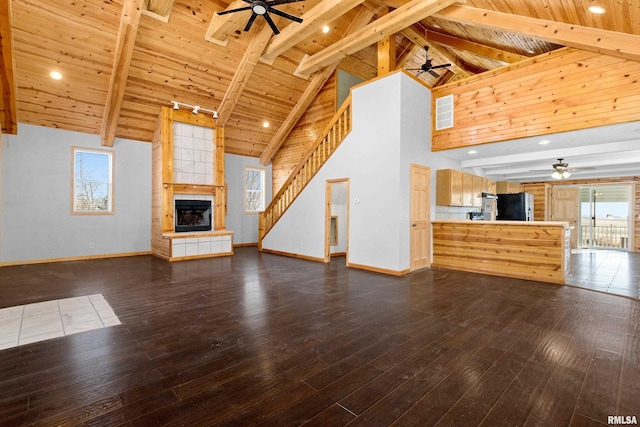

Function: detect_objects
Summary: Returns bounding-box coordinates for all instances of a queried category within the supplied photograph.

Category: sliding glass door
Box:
[578,185,632,250]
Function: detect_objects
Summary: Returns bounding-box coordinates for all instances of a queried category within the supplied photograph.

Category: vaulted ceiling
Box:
[1,0,639,172]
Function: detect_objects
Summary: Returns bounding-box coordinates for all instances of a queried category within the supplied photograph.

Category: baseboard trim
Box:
[0,251,152,267]
[347,262,410,276]
[330,252,347,257]
[233,242,258,248]
[260,248,325,263]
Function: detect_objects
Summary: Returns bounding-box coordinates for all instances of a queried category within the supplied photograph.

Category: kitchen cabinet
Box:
[436,169,464,206]
[496,181,523,194]
[437,169,492,207]
[482,178,495,194]
[472,175,483,207]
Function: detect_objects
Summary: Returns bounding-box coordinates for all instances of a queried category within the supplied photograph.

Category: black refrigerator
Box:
[497,192,534,221]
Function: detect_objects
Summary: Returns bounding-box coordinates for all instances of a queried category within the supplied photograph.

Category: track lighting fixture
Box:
[170,101,218,119]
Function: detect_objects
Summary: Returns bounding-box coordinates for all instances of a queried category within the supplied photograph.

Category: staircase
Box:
[258,96,352,249]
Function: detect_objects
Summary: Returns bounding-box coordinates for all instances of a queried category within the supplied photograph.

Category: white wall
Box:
[1,124,151,263]
[224,153,272,245]
[263,72,464,272]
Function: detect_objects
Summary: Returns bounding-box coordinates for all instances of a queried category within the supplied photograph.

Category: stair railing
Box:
[258,95,352,249]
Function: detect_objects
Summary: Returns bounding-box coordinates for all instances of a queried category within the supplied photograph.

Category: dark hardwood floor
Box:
[0,248,638,426]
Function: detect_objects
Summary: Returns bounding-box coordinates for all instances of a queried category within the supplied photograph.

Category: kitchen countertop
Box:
[432,219,572,228]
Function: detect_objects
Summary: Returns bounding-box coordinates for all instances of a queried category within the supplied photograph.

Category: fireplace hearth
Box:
[175,200,212,232]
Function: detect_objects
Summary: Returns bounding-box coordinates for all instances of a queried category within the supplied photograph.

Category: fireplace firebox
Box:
[175,200,212,232]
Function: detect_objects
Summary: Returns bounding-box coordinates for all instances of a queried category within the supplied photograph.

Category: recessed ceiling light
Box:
[322,25,330,34]
[588,5,605,14]
[50,71,62,80]
[263,121,270,128]
[538,140,551,145]
[468,150,477,154]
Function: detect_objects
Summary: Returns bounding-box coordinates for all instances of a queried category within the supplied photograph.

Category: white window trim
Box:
[71,146,115,215]
[244,166,265,214]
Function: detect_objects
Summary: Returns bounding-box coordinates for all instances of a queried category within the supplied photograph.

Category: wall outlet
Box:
[89,243,94,249]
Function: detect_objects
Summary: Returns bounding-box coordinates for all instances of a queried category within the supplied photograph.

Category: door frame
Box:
[324,179,350,263]
[578,184,634,251]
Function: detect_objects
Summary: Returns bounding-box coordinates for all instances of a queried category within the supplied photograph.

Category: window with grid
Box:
[244,167,265,213]
[72,147,114,214]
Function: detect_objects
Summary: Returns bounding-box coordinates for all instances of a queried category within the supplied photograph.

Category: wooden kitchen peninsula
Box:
[432,220,571,285]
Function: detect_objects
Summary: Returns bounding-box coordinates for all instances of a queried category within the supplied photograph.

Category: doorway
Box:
[410,164,431,271]
[578,185,633,250]
[325,179,349,262]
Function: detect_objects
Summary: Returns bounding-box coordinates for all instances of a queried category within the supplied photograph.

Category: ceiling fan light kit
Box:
[217,0,305,35]
[551,158,571,179]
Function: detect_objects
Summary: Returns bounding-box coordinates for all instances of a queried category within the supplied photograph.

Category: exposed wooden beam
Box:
[205,0,247,46]
[433,68,455,86]
[426,30,528,63]
[401,25,471,78]
[362,0,390,17]
[434,5,640,63]
[101,0,143,147]
[260,8,375,165]
[141,0,174,22]
[295,0,460,78]
[377,34,396,76]
[261,0,367,64]
[217,21,274,126]
[0,0,17,134]
[395,43,422,70]
[259,66,336,165]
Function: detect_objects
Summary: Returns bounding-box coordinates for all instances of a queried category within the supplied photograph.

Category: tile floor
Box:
[567,249,640,299]
[0,294,120,350]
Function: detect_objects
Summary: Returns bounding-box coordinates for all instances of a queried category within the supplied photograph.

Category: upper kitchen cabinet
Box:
[436,169,464,206]
[496,181,524,194]
[437,169,494,207]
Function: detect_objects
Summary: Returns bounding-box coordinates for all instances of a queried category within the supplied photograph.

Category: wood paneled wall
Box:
[431,48,640,151]
[521,182,550,221]
[432,220,569,285]
[271,72,337,195]
[526,177,640,253]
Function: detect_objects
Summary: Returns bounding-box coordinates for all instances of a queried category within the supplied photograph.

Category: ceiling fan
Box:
[406,46,451,78]
[550,158,594,179]
[216,0,304,35]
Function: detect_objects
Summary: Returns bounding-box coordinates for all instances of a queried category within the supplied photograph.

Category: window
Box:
[435,94,454,130]
[244,167,265,213]
[72,147,114,214]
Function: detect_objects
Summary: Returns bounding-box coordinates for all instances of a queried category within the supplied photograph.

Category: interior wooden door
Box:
[411,164,431,271]
[551,186,579,249]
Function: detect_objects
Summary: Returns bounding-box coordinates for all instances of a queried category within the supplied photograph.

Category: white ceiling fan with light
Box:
[550,158,595,179]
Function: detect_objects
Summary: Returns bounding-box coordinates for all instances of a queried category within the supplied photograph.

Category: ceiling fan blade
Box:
[428,70,440,78]
[268,6,303,23]
[263,12,281,34]
[244,12,259,31]
[430,63,451,69]
[268,0,305,5]
[416,70,425,77]
[217,5,253,15]
[405,68,423,71]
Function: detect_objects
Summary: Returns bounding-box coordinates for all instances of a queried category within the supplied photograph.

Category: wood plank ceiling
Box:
[3,0,640,160]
